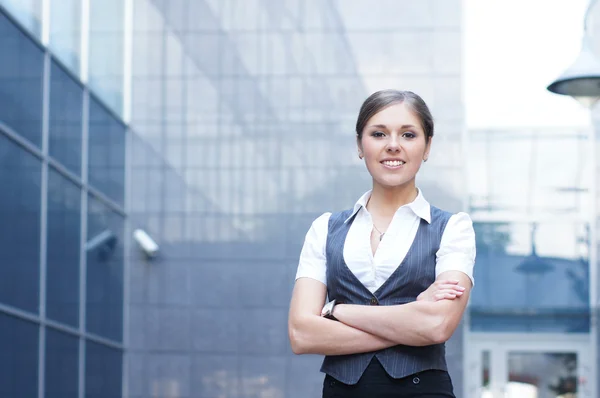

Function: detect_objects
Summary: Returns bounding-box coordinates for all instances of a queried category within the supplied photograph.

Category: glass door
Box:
[467,335,592,398]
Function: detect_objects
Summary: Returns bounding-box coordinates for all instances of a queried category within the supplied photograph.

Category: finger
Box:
[434,292,458,301]
[435,290,464,299]
[437,284,466,292]
[438,289,464,296]
[435,279,460,287]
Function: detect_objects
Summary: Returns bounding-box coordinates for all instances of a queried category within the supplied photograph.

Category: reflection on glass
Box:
[468,128,590,220]
[0,0,42,38]
[0,10,44,147]
[0,133,41,313]
[0,312,38,398]
[88,96,126,206]
[49,59,83,176]
[506,352,577,398]
[49,0,81,73]
[46,168,81,328]
[86,195,124,342]
[471,222,590,333]
[88,0,124,114]
[45,328,79,398]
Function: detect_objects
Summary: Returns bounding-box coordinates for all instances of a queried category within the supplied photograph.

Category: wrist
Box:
[321,300,342,321]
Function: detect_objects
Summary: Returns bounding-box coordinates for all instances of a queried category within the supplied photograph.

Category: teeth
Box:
[383,160,405,167]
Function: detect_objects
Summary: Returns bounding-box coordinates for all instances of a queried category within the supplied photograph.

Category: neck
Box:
[367,182,418,217]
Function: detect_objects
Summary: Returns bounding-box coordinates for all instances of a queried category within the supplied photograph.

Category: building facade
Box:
[0,0,597,397]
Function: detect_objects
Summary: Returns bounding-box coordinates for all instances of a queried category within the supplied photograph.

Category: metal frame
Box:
[78,87,90,398]
[37,49,51,398]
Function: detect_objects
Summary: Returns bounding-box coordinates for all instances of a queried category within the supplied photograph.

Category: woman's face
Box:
[358,102,431,189]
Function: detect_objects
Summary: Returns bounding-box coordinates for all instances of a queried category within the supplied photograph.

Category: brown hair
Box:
[355,90,434,143]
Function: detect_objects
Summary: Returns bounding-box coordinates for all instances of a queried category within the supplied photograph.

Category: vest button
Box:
[412,376,420,384]
[370,298,378,305]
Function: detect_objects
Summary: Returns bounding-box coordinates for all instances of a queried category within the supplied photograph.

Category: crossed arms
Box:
[287,270,472,356]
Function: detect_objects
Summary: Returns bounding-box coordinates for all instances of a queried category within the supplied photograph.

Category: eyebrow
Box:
[368,124,417,130]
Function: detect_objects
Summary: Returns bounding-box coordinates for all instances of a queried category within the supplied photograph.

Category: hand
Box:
[416,279,465,302]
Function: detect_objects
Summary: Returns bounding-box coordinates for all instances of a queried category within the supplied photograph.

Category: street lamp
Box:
[547,3,600,398]
[547,0,600,105]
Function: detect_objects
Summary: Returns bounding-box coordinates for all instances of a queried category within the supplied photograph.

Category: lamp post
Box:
[547,2,600,397]
[547,0,600,104]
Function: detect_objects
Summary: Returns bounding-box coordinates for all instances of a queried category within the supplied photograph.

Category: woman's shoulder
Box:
[429,207,474,232]
[309,207,356,229]
[430,205,473,220]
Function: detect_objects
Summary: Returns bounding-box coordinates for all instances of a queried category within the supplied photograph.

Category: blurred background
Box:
[0,0,599,397]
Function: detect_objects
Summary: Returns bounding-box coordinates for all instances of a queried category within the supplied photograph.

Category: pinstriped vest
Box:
[320,206,452,385]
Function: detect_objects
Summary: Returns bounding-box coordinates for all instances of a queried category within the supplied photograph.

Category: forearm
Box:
[333,301,448,346]
[289,314,397,356]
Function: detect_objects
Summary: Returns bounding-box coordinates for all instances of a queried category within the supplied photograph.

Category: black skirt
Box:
[322,357,455,398]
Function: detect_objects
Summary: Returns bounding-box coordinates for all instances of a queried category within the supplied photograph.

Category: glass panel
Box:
[46,167,81,328]
[468,128,591,220]
[0,0,42,38]
[49,58,83,176]
[506,352,578,398]
[88,96,126,206]
[49,0,81,73]
[0,312,38,398]
[85,341,122,398]
[470,222,590,333]
[0,10,44,147]
[0,134,41,313]
[86,195,124,342]
[45,328,79,398]
[88,0,124,114]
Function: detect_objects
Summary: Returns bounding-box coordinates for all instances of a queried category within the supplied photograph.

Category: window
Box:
[49,0,81,73]
[88,96,126,206]
[0,10,44,147]
[46,167,81,328]
[85,341,122,398]
[49,59,84,176]
[470,221,590,333]
[46,328,79,398]
[86,195,124,342]
[0,312,38,398]
[0,133,41,313]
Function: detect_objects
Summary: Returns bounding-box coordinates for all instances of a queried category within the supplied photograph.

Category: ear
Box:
[357,134,363,158]
[423,136,433,162]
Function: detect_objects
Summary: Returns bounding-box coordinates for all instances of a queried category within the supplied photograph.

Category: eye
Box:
[403,131,417,139]
[371,130,386,137]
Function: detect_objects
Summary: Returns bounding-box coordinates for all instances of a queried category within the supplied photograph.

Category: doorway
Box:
[466,334,593,398]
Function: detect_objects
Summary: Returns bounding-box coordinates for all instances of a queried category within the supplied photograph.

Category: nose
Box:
[386,135,401,152]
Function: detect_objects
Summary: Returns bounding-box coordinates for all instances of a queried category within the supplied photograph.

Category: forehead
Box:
[367,102,422,129]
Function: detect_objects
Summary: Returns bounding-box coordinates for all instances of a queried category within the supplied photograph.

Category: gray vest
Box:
[320,206,452,385]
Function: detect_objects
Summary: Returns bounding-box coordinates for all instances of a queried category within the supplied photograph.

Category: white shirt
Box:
[295,190,475,292]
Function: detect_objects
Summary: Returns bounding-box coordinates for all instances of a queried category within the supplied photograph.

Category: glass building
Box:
[0,0,598,397]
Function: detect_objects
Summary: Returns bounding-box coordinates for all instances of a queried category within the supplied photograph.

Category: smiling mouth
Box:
[381,160,405,167]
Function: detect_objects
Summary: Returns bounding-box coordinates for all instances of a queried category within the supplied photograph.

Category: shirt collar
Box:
[344,188,431,224]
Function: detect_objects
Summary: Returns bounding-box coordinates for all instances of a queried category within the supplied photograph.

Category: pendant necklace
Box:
[373,224,386,241]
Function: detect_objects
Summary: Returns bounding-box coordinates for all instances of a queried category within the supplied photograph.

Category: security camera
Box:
[85,229,117,252]
[85,229,118,261]
[133,229,159,258]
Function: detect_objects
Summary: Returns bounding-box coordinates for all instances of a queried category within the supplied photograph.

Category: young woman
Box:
[288,90,475,397]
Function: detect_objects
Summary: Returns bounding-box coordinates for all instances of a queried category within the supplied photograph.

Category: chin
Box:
[375,177,414,189]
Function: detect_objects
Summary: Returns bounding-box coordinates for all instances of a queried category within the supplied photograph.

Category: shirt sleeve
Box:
[295,212,331,286]
[436,212,476,286]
